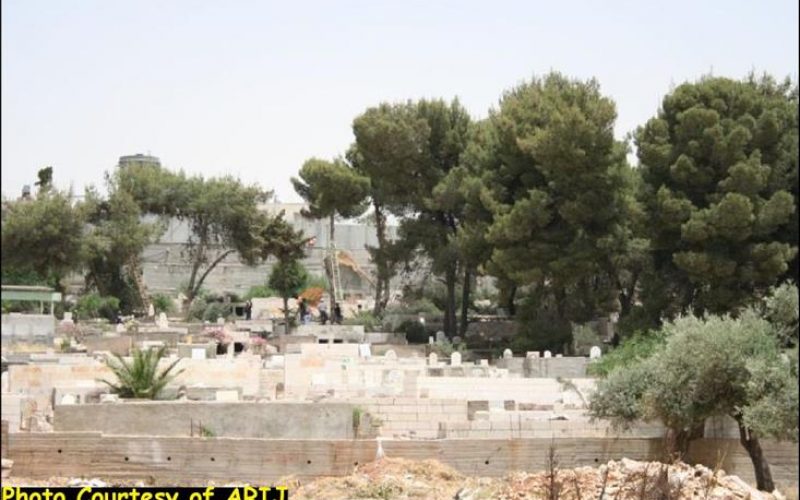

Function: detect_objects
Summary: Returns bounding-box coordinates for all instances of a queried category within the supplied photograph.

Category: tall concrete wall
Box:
[8,433,798,488]
[139,214,389,297]
[54,402,357,439]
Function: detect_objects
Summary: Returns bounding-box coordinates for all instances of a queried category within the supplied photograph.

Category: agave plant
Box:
[100,346,184,399]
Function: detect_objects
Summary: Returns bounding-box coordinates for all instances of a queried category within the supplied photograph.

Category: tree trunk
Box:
[459,266,472,336]
[737,419,775,491]
[372,201,389,316]
[373,276,383,316]
[283,296,290,333]
[664,427,692,462]
[192,249,234,300]
[185,241,206,304]
[444,264,458,338]
[328,214,337,310]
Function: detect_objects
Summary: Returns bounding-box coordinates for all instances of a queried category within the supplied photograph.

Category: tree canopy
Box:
[292,157,370,307]
[637,75,798,316]
[1,185,87,291]
[115,162,274,305]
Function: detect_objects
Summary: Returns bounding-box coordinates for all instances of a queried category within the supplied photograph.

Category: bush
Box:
[431,339,468,358]
[512,307,573,354]
[587,330,665,377]
[572,324,602,356]
[244,284,277,300]
[187,296,208,321]
[386,297,442,316]
[202,302,230,322]
[100,346,184,399]
[616,305,659,340]
[344,311,383,332]
[305,274,329,291]
[150,293,175,314]
[396,319,428,343]
[75,293,120,321]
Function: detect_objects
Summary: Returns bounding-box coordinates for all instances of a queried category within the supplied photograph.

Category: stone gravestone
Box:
[543,350,552,358]
[384,349,397,361]
[435,331,446,343]
[555,354,563,358]
[61,312,74,324]
[450,351,461,366]
[156,313,169,329]
[428,352,438,366]
[147,303,155,318]
[216,317,226,326]
[589,346,602,359]
[503,348,513,359]
[526,351,540,359]
[479,359,489,367]
[428,336,435,345]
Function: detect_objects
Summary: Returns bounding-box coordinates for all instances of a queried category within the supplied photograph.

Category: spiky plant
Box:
[100,346,184,399]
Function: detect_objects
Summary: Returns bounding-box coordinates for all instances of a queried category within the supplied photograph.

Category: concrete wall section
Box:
[417,377,596,405]
[54,402,357,439]
[1,314,56,341]
[8,434,798,488]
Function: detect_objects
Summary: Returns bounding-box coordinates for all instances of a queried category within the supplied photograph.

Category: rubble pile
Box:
[4,458,791,499]
[292,457,789,500]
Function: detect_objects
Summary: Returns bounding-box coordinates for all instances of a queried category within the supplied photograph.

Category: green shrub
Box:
[305,274,329,291]
[100,346,184,399]
[244,284,277,300]
[572,324,602,356]
[187,296,208,321]
[344,311,383,332]
[75,293,120,321]
[386,298,442,316]
[150,293,175,314]
[512,308,572,354]
[587,330,665,377]
[202,302,230,322]
[431,339,468,357]
[396,319,428,343]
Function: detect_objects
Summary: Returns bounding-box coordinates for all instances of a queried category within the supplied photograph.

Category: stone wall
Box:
[1,314,56,343]
[7,356,265,409]
[54,401,358,439]
[8,433,798,488]
[416,376,595,405]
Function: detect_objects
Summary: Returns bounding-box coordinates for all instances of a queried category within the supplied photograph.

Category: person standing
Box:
[298,298,308,325]
[333,302,343,325]
[318,298,329,325]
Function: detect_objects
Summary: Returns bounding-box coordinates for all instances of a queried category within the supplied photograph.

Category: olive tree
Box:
[589,303,799,492]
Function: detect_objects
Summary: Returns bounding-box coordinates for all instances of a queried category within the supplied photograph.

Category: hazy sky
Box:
[2,0,798,202]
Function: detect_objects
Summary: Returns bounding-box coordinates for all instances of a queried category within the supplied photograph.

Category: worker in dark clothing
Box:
[333,303,343,325]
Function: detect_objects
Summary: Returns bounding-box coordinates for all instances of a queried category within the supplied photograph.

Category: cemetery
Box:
[1,308,797,494]
[2,12,798,495]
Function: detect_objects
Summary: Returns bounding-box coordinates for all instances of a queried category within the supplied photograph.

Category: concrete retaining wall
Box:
[7,433,797,488]
[8,357,264,409]
[1,314,56,341]
[82,336,133,355]
[495,357,590,378]
[54,401,358,439]
[417,376,595,405]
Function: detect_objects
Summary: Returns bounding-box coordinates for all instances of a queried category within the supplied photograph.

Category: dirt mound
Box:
[290,458,470,499]
[5,458,789,499]
[291,457,786,500]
